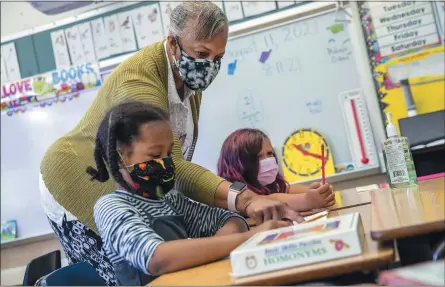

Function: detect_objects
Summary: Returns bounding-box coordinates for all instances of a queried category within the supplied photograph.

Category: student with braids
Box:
[89,102,291,285]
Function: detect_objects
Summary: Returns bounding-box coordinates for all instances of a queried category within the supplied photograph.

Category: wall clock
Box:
[281,128,336,183]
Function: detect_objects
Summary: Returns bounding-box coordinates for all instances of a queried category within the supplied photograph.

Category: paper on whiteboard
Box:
[117,11,137,53]
[1,52,8,84]
[159,2,181,36]
[104,15,123,56]
[223,1,243,21]
[132,4,164,49]
[51,30,71,68]
[91,18,109,60]
[77,22,97,63]
[65,26,86,65]
[1,43,21,81]
[242,2,276,17]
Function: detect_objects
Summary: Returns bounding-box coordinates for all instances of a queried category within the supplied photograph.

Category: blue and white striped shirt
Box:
[94,189,246,277]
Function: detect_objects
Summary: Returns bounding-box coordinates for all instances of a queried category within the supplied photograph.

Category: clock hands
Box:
[291,144,323,160]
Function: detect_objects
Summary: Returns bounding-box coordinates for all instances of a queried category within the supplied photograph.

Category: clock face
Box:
[281,128,330,177]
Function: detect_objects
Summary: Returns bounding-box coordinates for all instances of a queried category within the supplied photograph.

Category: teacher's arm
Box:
[114,80,300,223]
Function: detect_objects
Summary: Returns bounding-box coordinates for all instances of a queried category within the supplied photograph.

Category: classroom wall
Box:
[0,1,112,38]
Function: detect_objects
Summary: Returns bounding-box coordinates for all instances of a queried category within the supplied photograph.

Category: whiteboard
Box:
[1,89,99,240]
[193,9,380,182]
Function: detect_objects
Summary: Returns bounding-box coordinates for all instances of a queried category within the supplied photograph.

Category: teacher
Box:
[39,2,299,285]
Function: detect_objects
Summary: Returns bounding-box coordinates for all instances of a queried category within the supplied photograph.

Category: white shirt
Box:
[41,41,196,224]
[164,40,195,161]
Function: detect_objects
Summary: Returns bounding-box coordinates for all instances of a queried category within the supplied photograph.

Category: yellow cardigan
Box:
[40,40,225,233]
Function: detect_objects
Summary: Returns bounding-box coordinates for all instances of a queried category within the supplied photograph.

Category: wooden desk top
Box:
[246,188,372,226]
[149,204,394,286]
[371,177,445,241]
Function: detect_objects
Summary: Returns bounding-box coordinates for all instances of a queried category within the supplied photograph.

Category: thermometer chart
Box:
[339,89,377,170]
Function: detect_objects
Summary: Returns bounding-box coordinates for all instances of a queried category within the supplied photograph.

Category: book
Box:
[230,213,364,278]
[379,260,444,286]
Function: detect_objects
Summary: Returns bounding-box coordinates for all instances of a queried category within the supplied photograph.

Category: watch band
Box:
[228,188,239,212]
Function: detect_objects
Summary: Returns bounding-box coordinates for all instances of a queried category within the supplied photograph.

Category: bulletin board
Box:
[358,1,445,133]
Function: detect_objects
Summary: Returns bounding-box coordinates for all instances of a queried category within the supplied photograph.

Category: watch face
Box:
[231,181,247,192]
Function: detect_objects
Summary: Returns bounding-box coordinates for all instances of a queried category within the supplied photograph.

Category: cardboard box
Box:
[230,213,365,278]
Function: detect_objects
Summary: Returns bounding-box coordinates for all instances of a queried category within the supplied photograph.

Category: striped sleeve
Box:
[94,194,163,275]
[167,191,248,238]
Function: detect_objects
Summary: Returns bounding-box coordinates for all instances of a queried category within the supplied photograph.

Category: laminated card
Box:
[77,22,97,63]
[230,213,364,278]
[1,43,21,81]
[131,4,164,49]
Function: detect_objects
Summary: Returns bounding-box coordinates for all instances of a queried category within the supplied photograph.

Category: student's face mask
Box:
[120,155,176,199]
[257,157,279,186]
[172,37,221,91]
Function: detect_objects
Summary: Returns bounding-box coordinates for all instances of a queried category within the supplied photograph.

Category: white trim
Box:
[1,231,55,249]
[228,1,337,39]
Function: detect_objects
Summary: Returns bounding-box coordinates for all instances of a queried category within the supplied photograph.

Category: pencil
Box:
[321,144,325,185]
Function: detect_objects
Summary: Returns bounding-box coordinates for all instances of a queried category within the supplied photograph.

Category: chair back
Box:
[38,262,106,286]
[22,250,62,286]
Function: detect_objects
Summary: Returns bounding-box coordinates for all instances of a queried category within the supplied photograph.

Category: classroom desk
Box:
[246,188,374,226]
[149,204,394,286]
[370,177,445,265]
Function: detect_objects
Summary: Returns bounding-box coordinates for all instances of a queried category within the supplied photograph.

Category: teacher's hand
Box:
[238,190,304,225]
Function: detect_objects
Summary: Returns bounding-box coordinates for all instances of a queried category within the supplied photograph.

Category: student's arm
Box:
[268,193,314,212]
[148,220,290,275]
[94,195,165,276]
[287,184,308,194]
[95,194,289,276]
[168,191,249,237]
[149,231,250,275]
[268,183,335,211]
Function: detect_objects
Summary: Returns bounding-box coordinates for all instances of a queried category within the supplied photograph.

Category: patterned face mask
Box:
[173,37,221,91]
[120,155,176,200]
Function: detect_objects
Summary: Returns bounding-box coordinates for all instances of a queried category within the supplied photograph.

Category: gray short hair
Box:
[170,1,228,41]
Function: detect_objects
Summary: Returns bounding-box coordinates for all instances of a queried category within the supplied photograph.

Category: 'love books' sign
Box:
[1,62,101,116]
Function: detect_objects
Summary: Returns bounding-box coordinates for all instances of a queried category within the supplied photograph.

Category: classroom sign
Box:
[359,1,444,133]
[1,62,101,116]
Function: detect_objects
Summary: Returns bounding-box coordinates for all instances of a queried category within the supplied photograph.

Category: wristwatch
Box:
[228,181,247,212]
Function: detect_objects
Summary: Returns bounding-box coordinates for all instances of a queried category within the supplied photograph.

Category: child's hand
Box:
[304,182,335,209]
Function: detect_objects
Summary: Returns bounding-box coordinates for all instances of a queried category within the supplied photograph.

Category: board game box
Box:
[230,213,365,278]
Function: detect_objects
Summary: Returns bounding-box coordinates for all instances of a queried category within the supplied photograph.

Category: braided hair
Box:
[86,101,169,191]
